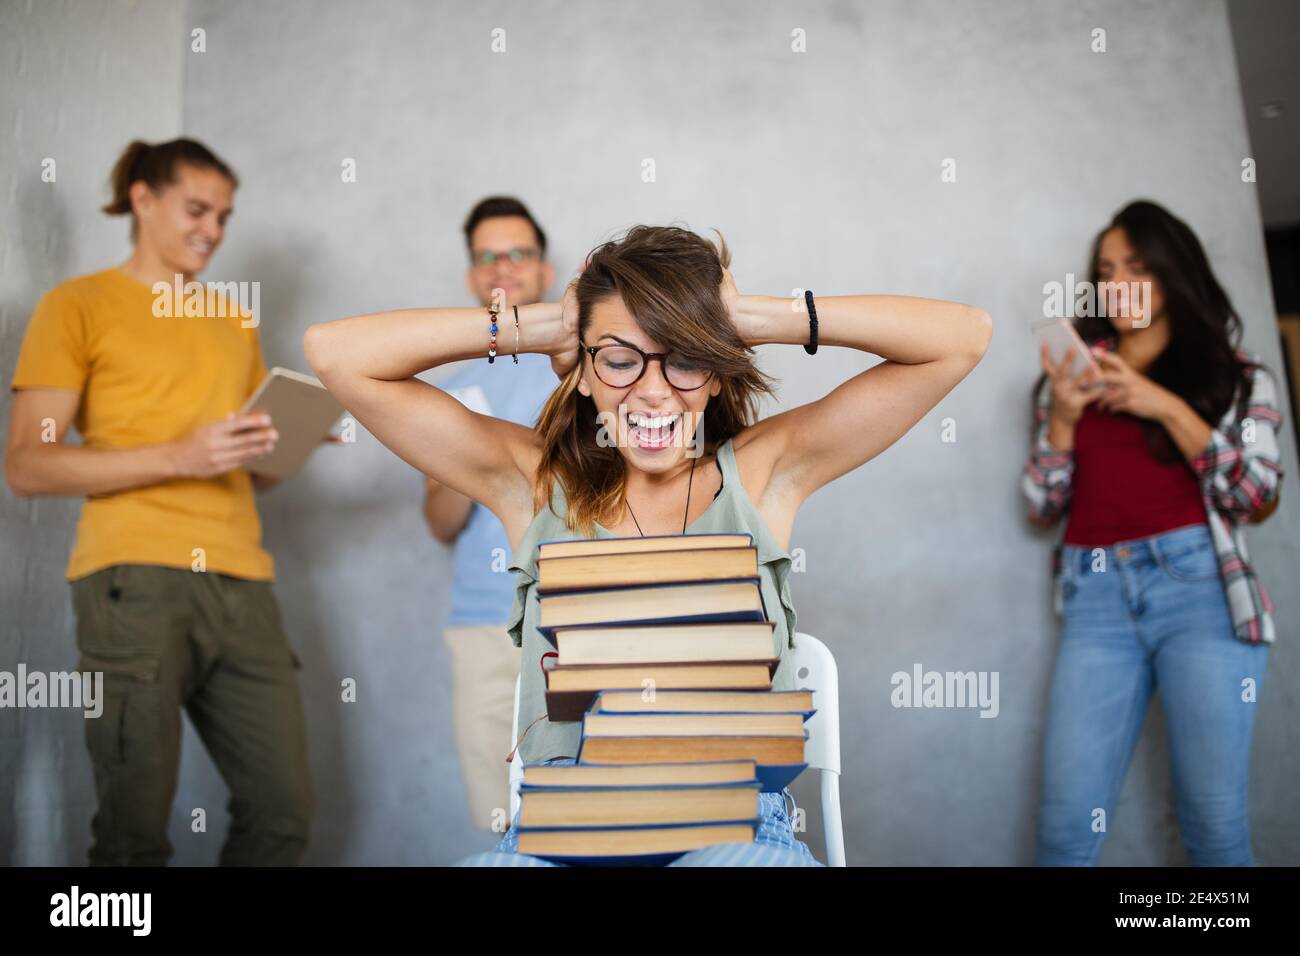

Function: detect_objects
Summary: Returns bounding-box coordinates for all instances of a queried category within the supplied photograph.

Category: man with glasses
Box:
[425,197,558,831]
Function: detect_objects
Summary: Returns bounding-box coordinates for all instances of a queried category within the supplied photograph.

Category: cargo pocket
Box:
[71,565,169,769]
[78,647,163,769]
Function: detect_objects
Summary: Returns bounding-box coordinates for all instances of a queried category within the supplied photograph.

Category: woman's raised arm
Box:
[303,298,575,529]
[734,292,993,503]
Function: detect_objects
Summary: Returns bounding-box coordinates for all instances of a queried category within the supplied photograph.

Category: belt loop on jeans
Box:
[1147,526,1187,565]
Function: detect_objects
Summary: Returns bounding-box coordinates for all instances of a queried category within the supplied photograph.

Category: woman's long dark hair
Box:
[1055,200,1255,463]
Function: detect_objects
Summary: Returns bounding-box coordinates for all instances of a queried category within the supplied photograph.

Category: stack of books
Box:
[515,760,763,864]
[515,533,815,864]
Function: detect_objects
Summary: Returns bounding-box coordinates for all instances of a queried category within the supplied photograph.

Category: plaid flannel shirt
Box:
[1021,340,1285,644]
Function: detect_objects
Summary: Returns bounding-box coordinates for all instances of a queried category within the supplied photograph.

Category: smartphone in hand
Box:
[1033,318,1101,379]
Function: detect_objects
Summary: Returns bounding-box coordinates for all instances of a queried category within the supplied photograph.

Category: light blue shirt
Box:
[438,352,556,626]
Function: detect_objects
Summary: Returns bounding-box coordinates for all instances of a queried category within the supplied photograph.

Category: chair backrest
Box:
[788,632,840,776]
[509,674,524,820]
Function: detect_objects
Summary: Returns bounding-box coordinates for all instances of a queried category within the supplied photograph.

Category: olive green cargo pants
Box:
[70,564,313,865]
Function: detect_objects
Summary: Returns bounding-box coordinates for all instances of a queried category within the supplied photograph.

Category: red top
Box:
[1062,403,1206,547]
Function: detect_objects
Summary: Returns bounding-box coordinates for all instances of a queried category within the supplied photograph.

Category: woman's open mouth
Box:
[625,411,682,451]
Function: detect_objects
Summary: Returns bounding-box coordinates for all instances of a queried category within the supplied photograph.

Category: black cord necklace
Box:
[625,453,697,536]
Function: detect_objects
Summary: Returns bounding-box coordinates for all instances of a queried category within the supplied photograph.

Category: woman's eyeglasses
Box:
[582,341,713,390]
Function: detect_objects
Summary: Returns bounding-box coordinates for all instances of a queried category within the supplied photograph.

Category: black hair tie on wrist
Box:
[804,289,818,355]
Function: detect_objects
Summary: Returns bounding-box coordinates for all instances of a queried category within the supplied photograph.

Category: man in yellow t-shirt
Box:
[4,138,312,865]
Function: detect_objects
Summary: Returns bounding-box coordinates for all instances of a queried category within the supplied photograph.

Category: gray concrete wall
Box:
[4,0,1297,865]
[0,0,183,864]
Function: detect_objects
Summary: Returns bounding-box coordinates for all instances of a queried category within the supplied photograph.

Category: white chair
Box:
[508,631,846,866]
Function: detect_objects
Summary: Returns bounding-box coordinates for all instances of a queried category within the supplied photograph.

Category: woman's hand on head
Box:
[719,266,739,321]
[550,277,582,379]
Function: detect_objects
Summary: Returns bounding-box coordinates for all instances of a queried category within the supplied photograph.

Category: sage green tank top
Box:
[506,434,800,765]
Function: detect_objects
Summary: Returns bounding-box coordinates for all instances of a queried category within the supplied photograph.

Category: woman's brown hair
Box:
[103,138,239,240]
[532,225,777,535]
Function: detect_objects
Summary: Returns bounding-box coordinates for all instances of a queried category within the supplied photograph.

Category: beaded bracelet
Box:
[512,305,520,364]
[804,289,819,355]
[487,302,500,363]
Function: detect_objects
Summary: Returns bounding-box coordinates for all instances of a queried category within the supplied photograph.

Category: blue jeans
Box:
[1034,523,1268,866]
[454,758,823,867]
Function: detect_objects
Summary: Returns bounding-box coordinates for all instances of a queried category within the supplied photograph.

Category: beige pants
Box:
[442,623,523,830]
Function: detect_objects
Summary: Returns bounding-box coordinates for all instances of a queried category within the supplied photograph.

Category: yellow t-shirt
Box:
[11,267,274,581]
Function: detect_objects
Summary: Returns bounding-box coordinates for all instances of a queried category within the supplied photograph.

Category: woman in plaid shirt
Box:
[1022,200,1284,866]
